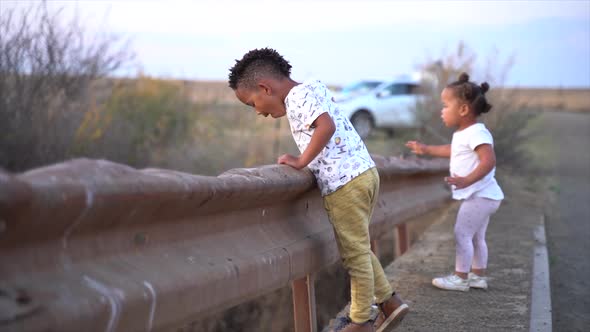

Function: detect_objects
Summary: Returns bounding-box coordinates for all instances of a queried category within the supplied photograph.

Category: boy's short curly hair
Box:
[228,48,292,90]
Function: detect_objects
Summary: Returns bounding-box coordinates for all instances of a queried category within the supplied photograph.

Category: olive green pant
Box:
[323,167,393,323]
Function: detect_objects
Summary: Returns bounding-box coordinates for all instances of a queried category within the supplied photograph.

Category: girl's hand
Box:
[405,141,428,155]
[445,174,472,189]
[278,154,304,170]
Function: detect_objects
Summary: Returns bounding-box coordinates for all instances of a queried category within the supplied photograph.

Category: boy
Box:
[228,48,408,332]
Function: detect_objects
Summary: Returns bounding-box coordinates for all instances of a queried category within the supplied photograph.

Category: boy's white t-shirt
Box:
[285,79,375,196]
[450,123,504,200]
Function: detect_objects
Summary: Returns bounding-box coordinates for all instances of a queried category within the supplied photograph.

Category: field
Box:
[4,77,586,177]
[491,87,590,112]
[177,81,589,176]
[184,80,590,112]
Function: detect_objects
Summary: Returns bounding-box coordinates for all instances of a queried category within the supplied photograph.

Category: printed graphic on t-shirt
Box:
[285,79,375,196]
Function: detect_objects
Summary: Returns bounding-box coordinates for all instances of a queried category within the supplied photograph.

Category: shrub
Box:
[0,1,133,171]
[413,42,537,170]
[75,77,195,167]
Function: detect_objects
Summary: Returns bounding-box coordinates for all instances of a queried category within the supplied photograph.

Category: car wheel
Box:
[351,111,374,139]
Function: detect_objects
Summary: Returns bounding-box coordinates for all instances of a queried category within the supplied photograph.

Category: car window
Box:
[379,83,422,97]
[365,81,382,89]
[342,81,382,93]
[408,84,422,95]
[388,84,406,95]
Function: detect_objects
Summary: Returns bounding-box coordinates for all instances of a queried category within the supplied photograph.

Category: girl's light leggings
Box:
[454,196,502,273]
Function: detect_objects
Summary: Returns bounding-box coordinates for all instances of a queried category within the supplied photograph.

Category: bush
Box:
[413,42,537,170]
[0,1,133,171]
[75,77,195,167]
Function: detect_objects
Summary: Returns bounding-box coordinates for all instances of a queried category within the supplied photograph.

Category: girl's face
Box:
[440,87,468,128]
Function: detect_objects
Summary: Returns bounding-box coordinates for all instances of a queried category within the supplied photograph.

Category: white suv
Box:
[337,79,424,138]
[332,80,383,102]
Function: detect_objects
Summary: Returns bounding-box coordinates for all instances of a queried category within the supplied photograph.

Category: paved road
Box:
[542,112,590,332]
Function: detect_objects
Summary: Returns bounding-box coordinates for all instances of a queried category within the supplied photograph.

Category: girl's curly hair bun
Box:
[458,72,470,83]
[447,73,493,116]
[480,82,490,94]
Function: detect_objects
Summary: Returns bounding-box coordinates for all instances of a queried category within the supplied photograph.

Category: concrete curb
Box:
[530,215,552,332]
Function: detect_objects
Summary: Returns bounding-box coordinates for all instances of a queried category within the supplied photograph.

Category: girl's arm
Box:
[278,112,336,170]
[406,141,451,158]
[445,144,496,189]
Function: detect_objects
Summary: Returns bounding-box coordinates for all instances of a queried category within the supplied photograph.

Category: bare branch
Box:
[0,0,134,171]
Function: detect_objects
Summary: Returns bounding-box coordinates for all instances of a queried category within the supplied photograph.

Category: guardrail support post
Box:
[292,273,317,332]
[394,223,409,257]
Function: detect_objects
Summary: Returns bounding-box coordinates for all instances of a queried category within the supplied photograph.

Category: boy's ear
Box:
[257,79,273,95]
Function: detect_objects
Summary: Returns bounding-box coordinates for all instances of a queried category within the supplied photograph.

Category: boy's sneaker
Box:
[332,315,375,332]
[432,274,469,291]
[373,293,409,332]
[468,272,488,289]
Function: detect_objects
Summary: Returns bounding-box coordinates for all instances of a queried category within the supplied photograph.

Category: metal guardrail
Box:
[0,156,450,332]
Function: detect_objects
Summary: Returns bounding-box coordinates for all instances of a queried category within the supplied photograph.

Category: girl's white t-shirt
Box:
[450,123,504,201]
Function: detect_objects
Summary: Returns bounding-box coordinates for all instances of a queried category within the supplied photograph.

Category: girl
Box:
[406,73,504,291]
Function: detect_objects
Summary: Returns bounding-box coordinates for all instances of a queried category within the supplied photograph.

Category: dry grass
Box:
[183,80,238,104]
[8,77,585,175]
[101,79,589,176]
[490,88,590,113]
[182,80,590,113]
[170,80,590,175]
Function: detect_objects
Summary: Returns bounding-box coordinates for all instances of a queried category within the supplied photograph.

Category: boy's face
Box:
[235,84,286,118]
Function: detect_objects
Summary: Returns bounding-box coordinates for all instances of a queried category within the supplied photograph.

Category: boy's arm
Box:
[406,141,451,158]
[445,144,496,189]
[278,113,335,170]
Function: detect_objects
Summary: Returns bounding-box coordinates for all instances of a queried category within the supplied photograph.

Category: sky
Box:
[4,0,590,87]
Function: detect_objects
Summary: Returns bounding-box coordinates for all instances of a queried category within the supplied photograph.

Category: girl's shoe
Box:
[432,274,469,291]
[468,272,488,289]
